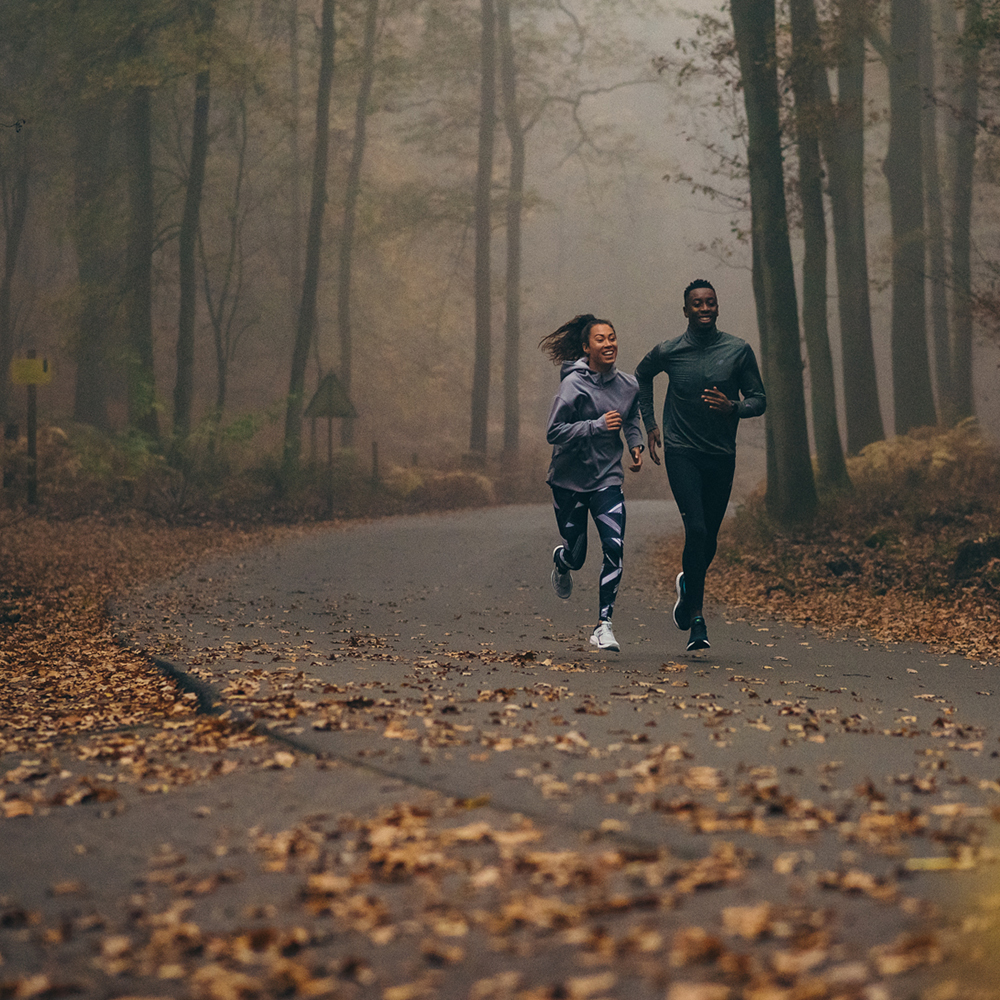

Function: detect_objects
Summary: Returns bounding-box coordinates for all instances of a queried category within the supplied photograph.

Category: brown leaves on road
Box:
[689,424,1000,665]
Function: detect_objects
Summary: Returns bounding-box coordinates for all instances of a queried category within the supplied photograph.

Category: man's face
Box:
[683,287,719,330]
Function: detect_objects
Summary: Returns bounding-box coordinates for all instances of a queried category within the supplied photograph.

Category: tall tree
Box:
[71,94,119,434]
[0,123,28,428]
[199,91,254,432]
[919,0,952,418]
[124,79,160,443]
[829,0,885,452]
[497,0,523,459]
[731,0,817,525]
[950,0,983,420]
[173,0,217,444]
[878,0,938,434]
[789,0,851,493]
[283,0,336,479]
[469,0,497,459]
[337,0,379,449]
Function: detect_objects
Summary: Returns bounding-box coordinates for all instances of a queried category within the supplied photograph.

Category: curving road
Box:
[107,501,1000,988]
[119,501,1000,829]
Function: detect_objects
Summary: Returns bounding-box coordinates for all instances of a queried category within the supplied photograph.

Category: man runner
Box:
[634,279,766,650]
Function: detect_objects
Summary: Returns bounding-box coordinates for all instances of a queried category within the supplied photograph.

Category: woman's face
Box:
[583,323,618,372]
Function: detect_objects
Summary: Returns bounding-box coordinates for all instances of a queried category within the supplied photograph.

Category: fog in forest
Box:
[1,0,997,509]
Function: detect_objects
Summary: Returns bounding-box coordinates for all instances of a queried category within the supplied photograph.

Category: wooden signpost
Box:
[8,350,51,505]
[304,371,358,517]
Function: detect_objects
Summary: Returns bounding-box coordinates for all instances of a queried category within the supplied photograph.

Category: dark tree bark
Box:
[829,0,885,453]
[791,0,884,455]
[0,125,28,426]
[283,0,335,478]
[751,232,779,515]
[731,0,817,526]
[72,97,118,433]
[789,0,851,493]
[919,0,951,418]
[173,0,217,443]
[497,0,523,458]
[287,0,304,314]
[469,0,497,459]
[882,0,937,434]
[337,0,378,449]
[124,83,160,443]
[199,95,250,431]
[951,0,981,420]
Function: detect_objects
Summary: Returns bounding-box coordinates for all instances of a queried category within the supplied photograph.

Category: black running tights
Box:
[664,450,735,615]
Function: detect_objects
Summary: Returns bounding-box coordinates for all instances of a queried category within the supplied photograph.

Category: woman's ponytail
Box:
[538,313,613,364]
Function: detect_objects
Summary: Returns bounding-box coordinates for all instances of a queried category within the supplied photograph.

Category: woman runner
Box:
[540,314,644,652]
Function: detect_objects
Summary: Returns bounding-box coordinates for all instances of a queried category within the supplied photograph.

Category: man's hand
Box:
[629,446,643,473]
[647,427,662,466]
[702,386,737,414]
[603,410,623,431]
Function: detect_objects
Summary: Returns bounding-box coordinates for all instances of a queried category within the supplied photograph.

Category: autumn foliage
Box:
[707,420,1000,661]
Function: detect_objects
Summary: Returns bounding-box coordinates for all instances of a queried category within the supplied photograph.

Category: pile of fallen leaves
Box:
[676,421,1000,662]
[0,511,285,758]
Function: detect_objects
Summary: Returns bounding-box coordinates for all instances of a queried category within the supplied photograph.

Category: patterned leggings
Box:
[551,485,626,622]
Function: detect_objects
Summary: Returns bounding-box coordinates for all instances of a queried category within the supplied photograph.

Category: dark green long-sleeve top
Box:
[634,325,766,456]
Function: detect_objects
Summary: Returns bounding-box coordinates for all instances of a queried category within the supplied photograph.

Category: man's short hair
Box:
[683,279,716,306]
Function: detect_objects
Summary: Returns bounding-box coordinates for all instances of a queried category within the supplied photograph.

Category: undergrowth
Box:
[709,420,1000,660]
[0,420,543,524]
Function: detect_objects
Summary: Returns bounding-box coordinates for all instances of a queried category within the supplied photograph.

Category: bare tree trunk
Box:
[200,96,250,432]
[731,0,817,526]
[72,97,117,433]
[469,0,496,459]
[173,0,217,444]
[951,0,981,420]
[338,0,378,449]
[829,0,884,453]
[751,234,779,515]
[883,0,937,435]
[919,0,951,419]
[283,0,336,479]
[497,0,523,459]
[0,126,28,426]
[124,83,160,443]
[789,0,851,493]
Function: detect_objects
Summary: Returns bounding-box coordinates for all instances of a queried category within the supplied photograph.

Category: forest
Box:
[0,0,997,524]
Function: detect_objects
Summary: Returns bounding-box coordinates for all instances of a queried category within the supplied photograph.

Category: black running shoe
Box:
[687,616,710,651]
[672,571,691,630]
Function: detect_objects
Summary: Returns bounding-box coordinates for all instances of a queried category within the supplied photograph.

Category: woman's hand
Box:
[603,410,623,431]
[629,447,643,473]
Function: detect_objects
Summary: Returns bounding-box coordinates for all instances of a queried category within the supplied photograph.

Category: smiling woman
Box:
[538,314,645,654]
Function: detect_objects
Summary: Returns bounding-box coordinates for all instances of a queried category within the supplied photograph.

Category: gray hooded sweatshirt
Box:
[545,358,644,492]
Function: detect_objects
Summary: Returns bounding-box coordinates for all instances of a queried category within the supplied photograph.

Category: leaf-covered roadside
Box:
[0,512,292,764]
[690,423,1000,664]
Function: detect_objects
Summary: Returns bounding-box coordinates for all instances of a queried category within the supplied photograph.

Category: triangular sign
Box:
[304,371,358,419]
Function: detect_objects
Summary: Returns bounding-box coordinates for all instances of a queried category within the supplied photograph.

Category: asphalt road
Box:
[128,505,1000,922]
[5,501,1000,996]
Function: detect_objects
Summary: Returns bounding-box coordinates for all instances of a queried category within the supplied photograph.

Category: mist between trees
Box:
[0,0,997,524]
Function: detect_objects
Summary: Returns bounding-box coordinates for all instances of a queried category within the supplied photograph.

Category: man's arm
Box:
[736,344,766,418]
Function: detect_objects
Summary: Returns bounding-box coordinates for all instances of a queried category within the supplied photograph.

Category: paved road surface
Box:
[4,502,999,996]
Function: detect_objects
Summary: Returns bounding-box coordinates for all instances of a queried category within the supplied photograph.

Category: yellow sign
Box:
[10,358,51,386]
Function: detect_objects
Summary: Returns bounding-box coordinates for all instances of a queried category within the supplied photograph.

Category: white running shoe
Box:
[590,620,620,652]
[551,546,572,599]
